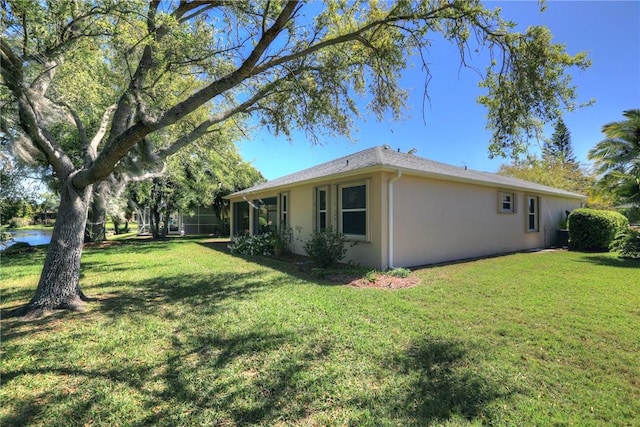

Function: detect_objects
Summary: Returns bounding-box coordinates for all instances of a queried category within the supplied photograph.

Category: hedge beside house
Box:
[568,208,629,251]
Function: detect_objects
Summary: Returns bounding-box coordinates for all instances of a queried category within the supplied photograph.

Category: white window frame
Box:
[315,186,329,232]
[498,191,516,214]
[338,181,369,241]
[526,195,539,232]
[279,192,289,228]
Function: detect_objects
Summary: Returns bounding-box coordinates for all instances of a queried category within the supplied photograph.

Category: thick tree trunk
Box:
[162,205,170,237]
[150,205,162,239]
[9,179,93,319]
[112,215,128,234]
[112,216,121,234]
[85,181,109,242]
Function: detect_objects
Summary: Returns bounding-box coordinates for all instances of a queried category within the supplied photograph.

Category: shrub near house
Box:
[568,208,629,251]
[303,228,348,268]
[610,228,640,259]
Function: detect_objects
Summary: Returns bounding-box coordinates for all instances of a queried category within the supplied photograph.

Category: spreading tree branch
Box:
[87,105,118,165]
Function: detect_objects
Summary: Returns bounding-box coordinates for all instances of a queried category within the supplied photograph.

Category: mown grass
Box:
[1,239,639,426]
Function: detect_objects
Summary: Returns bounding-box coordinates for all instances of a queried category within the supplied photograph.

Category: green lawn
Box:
[1,239,639,426]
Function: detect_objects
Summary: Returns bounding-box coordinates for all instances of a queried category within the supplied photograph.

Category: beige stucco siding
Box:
[227,169,583,269]
[390,174,582,267]
[339,173,385,268]
[285,185,312,254]
[227,172,387,267]
[539,195,582,247]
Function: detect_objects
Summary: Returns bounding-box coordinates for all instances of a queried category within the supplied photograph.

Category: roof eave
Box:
[226,163,586,201]
[397,168,587,200]
[225,164,386,199]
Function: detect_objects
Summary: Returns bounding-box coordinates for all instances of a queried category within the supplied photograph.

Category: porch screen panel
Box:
[233,202,250,236]
[253,197,278,234]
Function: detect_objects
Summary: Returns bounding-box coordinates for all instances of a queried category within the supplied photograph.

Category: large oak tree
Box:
[1,0,589,318]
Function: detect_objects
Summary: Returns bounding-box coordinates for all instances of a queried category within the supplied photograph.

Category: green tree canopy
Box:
[588,109,640,207]
[0,150,50,223]
[128,138,263,238]
[498,155,593,198]
[1,0,591,318]
[499,118,596,204]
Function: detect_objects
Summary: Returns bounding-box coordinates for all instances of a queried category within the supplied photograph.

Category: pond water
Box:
[0,228,53,251]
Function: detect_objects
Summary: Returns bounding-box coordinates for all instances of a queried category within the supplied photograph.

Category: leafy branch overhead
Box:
[2,0,590,190]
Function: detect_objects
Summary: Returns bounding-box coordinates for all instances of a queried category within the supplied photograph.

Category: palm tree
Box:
[588,109,640,206]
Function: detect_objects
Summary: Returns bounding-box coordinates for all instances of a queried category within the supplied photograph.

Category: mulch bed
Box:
[293,260,420,289]
[344,274,420,289]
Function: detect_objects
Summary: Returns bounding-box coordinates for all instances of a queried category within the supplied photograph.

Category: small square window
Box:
[499,191,516,213]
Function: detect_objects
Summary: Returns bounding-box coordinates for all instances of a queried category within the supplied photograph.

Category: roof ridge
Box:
[227,145,585,199]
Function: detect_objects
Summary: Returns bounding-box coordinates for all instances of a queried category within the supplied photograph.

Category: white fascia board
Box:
[379,166,587,200]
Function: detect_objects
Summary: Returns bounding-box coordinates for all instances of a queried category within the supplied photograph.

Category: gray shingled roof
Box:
[228,146,586,199]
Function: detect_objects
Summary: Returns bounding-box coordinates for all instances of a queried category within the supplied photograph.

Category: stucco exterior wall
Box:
[390,174,582,267]
[227,171,583,269]
[286,185,311,255]
[228,172,386,267]
[539,195,583,247]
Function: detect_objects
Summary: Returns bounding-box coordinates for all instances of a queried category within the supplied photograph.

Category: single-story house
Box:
[226,145,586,268]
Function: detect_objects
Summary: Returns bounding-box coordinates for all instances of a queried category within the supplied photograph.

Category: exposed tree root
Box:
[6,297,88,320]
[78,287,98,302]
[6,305,50,321]
[5,283,98,320]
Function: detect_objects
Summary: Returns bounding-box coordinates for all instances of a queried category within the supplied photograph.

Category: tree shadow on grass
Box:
[0,286,39,309]
[1,328,333,426]
[381,336,510,424]
[196,240,353,286]
[1,266,312,425]
[576,254,640,268]
[2,238,510,425]
[1,334,272,425]
[0,311,65,343]
[0,238,212,306]
[0,382,98,426]
[1,267,273,343]
[83,236,202,256]
[138,330,333,425]
[2,310,510,425]
[93,239,167,255]
[87,269,273,320]
[0,247,47,266]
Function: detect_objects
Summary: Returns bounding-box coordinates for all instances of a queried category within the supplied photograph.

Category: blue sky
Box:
[237,1,640,180]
